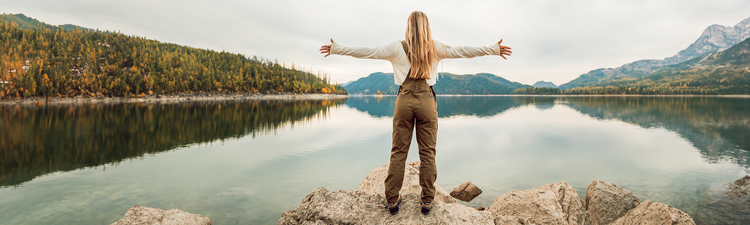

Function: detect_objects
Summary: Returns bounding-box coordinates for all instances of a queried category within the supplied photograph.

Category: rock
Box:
[475,206,486,211]
[110,205,211,225]
[724,175,750,199]
[450,181,483,202]
[494,215,532,225]
[356,161,457,204]
[489,182,586,225]
[584,180,640,225]
[277,187,493,225]
[538,182,587,225]
[611,200,696,225]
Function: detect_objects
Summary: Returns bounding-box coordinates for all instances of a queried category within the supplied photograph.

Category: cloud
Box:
[2,0,749,85]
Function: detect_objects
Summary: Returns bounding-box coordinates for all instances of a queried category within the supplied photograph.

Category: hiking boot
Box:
[421,201,432,215]
[387,195,402,215]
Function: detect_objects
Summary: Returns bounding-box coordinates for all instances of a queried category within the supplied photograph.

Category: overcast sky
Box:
[2,0,750,85]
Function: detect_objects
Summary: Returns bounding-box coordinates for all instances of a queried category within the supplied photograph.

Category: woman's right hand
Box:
[498,39,512,60]
[320,39,333,57]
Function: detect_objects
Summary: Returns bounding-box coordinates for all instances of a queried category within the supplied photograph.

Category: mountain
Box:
[341,81,354,87]
[343,72,530,95]
[564,37,750,94]
[560,16,750,89]
[0,13,88,31]
[532,81,557,88]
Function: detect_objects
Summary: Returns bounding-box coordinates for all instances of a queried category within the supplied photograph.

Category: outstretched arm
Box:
[438,39,512,60]
[319,39,398,60]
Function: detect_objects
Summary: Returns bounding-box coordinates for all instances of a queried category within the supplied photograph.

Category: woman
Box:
[319,11,511,215]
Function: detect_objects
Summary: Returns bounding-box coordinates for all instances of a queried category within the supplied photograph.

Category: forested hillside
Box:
[559,17,750,90]
[515,37,750,95]
[344,72,529,95]
[561,37,750,95]
[0,13,346,99]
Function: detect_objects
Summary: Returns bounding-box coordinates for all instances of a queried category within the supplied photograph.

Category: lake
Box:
[1,96,749,224]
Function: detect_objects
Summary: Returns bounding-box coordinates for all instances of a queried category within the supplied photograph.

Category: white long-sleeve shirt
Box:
[330,40,503,86]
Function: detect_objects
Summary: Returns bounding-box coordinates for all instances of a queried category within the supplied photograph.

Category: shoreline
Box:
[0,93,349,105]
[349,94,750,98]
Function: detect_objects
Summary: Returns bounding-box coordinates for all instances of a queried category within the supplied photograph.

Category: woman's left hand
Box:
[320,39,333,57]
[498,39,512,60]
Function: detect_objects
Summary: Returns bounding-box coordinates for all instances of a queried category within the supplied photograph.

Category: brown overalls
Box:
[384,75,438,204]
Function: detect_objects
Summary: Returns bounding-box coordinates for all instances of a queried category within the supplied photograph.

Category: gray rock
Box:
[538,182,587,225]
[489,182,586,225]
[584,180,640,225]
[277,187,493,225]
[450,181,483,202]
[611,200,696,225]
[489,189,567,225]
[357,161,456,204]
[110,205,211,225]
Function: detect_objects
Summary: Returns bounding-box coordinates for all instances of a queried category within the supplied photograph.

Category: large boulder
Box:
[111,205,211,225]
[584,180,640,225]
[450,181,483,202]
[489,182,586,225]
[611,200,696,225]
[277,187,494,225]
[357,161,457,204]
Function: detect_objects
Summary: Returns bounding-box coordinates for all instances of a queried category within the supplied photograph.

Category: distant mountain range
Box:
[559,16,750,89]
[343,72,529,95]
[563,36,750,94]
[532,81,557,88]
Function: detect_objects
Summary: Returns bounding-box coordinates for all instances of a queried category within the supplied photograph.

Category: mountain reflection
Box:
[346,95,750,169]
[345,96,548,118]
[564,96,750,169]
[0,99,346,187]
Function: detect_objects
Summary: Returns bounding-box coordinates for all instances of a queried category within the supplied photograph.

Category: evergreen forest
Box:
[0,13,346,100]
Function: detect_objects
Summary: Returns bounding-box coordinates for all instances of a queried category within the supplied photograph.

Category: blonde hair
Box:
[405,11,437,80]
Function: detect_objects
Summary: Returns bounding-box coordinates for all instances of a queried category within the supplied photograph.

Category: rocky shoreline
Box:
[0,93,349,105]
[277,162,699,225]
[108,162,750,224]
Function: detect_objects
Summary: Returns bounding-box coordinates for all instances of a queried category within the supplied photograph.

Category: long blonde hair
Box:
[405,11,437,80]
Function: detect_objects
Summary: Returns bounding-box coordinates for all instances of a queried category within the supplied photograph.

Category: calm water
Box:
[1,96,749,224]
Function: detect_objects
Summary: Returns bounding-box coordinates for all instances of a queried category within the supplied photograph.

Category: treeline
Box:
[514,67,750,95]
[512,87,561,94]
[1,99,346,187]
[0,14,346,99]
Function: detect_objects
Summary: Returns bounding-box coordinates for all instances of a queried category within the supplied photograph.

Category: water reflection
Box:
[345,96,540,118]
[346,96,750,170]
[564,96,750,169]
[0,99,346,187]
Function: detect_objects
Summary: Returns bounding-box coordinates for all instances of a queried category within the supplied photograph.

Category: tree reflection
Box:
[564,96,750,169]
[0,99,346,187]
[345,96,750,169]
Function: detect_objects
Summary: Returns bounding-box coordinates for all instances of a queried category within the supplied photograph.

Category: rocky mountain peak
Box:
[736,17,750,30]
[560,16,750,89]
[667,16,750,63]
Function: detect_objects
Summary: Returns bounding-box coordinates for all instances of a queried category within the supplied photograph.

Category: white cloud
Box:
[2,0,749,86]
